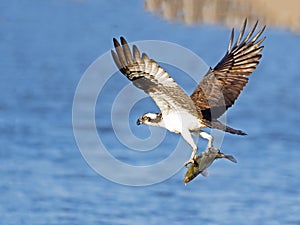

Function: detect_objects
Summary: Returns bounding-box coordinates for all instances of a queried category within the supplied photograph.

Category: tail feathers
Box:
[204,119,247,135]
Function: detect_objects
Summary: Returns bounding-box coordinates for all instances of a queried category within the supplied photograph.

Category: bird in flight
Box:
[111,19,265,166]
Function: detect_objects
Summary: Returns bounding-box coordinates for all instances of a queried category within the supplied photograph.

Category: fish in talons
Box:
[183,147,237,184]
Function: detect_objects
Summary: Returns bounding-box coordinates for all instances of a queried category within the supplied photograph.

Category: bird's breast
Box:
[162,112,201,134]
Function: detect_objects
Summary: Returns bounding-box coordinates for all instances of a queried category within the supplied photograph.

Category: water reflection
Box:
[144,0,300,32]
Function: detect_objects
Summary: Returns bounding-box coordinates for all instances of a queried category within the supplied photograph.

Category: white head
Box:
[136,113,162,126]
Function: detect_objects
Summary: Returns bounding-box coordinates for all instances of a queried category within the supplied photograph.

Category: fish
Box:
[183,147,237,184]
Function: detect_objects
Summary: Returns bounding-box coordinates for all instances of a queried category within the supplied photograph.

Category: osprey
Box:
[111,19,265,166]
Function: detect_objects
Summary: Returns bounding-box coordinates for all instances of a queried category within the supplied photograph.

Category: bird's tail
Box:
[203,119,247,135]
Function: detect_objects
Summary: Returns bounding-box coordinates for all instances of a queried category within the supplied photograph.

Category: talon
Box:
[184,158,195,167]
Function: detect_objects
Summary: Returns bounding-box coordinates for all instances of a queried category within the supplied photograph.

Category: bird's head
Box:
[136,113,162,126]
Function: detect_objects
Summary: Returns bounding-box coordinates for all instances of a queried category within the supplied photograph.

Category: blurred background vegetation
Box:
[145,0,300,33]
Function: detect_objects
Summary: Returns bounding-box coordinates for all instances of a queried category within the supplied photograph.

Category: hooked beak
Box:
[136,118,141,125]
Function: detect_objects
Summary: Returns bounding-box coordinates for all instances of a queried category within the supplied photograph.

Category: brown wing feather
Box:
[111,37,198,117]
[190,19,266,120]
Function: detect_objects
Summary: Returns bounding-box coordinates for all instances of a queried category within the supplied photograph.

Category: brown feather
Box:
[111,36,199,118]
[190,19,265,120]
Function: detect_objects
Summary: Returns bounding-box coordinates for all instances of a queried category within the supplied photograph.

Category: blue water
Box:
[1,1,300,224]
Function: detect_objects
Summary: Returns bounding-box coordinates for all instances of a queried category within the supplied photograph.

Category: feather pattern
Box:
[111,37,199,117]
[190,19,265,120]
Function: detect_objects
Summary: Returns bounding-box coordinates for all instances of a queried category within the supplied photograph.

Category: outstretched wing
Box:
[190,19,266,120]
[111,37,198,117]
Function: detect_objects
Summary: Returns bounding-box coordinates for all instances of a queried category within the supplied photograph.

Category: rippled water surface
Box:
[1,1,300,224]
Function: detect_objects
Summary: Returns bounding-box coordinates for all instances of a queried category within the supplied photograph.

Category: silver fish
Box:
[184,147,237,184]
